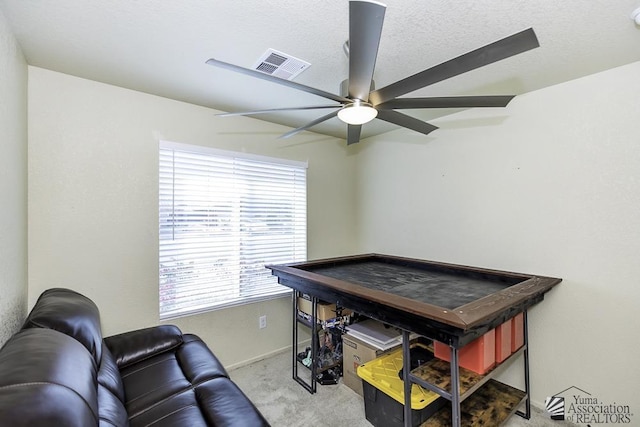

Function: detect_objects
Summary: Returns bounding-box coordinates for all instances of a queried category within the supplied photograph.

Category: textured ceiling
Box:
[2,0,640,140]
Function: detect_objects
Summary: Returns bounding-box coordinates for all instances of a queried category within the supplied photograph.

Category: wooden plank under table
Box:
[422,380,526,426]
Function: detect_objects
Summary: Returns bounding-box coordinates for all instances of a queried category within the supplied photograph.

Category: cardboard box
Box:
[342,333,397,396]
[495,320,512,363]
[297,297,352,321]
[434,329,496,374]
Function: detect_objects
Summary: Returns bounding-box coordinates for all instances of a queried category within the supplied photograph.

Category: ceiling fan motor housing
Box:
[340,79,375,99]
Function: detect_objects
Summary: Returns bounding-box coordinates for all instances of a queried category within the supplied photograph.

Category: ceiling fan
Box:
[206,0,539,145]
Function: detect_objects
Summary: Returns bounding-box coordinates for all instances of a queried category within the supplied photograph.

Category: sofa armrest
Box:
[104,325,184,369]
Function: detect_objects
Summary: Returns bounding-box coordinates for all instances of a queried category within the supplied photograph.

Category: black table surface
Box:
[308,260,520,310]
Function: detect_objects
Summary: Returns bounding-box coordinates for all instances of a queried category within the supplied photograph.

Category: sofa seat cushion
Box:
[98,384,130,427]
[119,334,230,418]
[0,328,99,426]
[129,377,270,427]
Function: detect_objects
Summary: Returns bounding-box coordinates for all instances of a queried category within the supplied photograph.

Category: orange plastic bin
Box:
[511,313,525,352]
[495,320,512,363]
[434,329,496,374]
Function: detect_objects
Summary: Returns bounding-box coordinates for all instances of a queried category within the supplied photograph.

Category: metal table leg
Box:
[402,330,412,427]
[450,345,461,427]
[311,295,318,392]
[292,293,317,394]
[516,310,531,419]
[292,294,297,380]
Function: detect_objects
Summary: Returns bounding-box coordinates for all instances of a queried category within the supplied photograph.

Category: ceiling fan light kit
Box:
[337,100,378,125]
[207,0,540,144]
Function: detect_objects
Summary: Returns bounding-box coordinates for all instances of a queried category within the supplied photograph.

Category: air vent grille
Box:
[253,49,310,80]
[256,62,279,74]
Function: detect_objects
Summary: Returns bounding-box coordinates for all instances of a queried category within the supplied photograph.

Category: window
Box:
[159,141,307,319]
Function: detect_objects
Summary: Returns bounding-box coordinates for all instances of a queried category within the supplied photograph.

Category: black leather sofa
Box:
[0,288,270,426]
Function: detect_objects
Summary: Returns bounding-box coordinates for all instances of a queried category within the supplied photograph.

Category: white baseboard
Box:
[227,338,312,371]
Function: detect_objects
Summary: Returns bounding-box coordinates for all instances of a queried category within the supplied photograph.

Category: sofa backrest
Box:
[9,288,130,427]
[0,328,100,426]
[22,287,104,364]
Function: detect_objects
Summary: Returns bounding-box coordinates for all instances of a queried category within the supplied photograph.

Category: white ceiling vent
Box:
[253,49,310,80]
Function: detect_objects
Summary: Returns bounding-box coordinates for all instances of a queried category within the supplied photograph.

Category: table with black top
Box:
[268,253,561,427]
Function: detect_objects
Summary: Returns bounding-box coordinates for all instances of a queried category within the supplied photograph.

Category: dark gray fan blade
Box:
[279,110,339,139]
[347,124,362,145]
[206,58,351,104]
[376,110,438,136]
[376,95,515,110]
[348,0,386,101]
[369,28,539,105]
[217,105,341,117]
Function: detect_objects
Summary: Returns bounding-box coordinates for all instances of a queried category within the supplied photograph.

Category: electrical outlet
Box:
[259,315,267,329]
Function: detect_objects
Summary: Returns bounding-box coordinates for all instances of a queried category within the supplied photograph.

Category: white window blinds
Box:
[159,141,307,319]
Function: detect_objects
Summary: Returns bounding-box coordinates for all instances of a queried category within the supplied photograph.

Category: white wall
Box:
[356,61,640,409]
[28,67,358,366]
[0,10,27,345]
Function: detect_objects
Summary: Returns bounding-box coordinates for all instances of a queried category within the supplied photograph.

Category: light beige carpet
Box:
[231,350,576,426]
